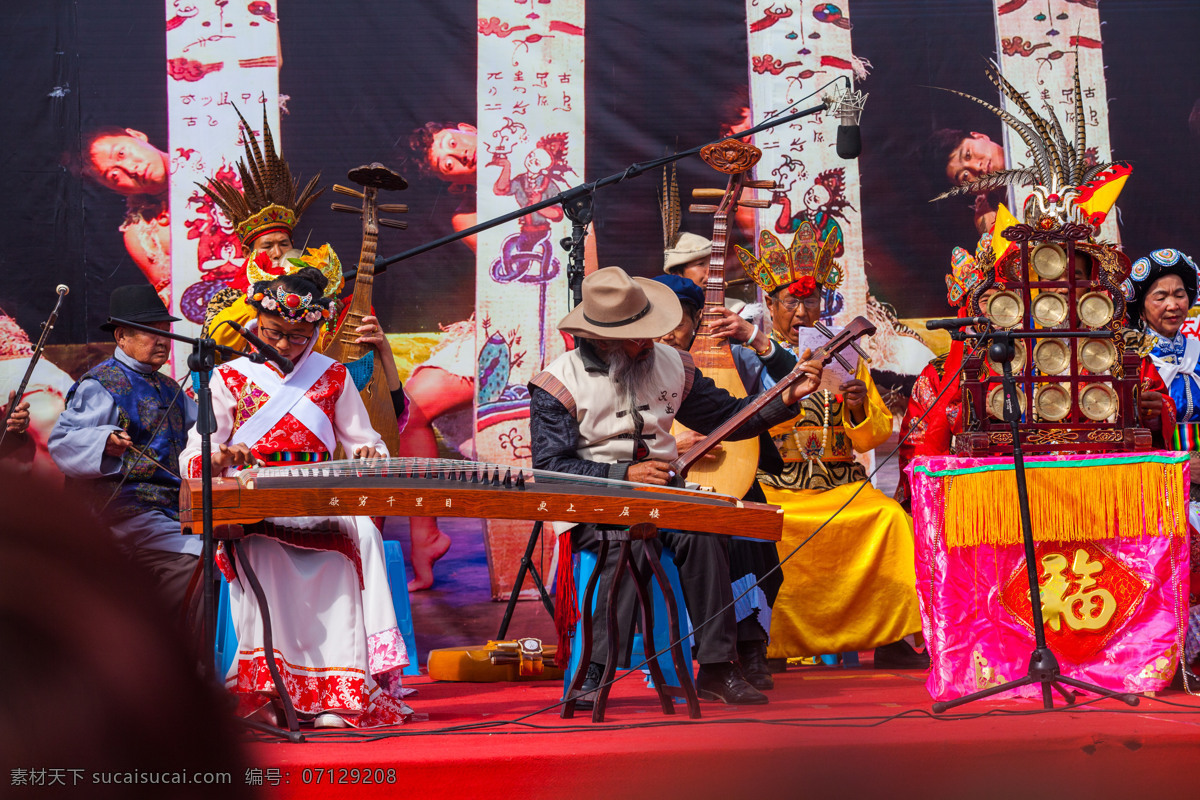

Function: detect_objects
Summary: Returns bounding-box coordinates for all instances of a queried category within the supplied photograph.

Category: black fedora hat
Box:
[100,285,181,332]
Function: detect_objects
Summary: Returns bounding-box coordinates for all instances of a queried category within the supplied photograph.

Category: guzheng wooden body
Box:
[179,457,783,541]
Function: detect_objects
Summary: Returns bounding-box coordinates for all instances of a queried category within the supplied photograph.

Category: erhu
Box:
[0,284,68,451]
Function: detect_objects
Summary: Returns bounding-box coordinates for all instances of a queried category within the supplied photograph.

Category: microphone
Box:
[227,321,294,375]
[55,284,69,295]
[830,86,867,160]
[925,316,991,330]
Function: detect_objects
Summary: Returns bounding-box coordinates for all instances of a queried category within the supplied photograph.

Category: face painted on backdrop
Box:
[1142,273,1190,339]
[945,132,1006,186]
[428,124,478,183]
[120,209,172,289]
[255,313,318,363]
[114,322,172,368]
[88,129,170,196]
[765,283,822,346]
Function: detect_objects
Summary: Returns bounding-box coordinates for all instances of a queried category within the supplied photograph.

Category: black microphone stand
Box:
[932,326,1141,713]
[108,317,305,742]
[494,190,594,640]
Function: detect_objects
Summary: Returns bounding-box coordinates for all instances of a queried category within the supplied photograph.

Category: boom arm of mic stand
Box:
[373,99,832,273]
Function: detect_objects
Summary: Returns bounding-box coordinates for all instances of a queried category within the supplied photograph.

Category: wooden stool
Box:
[561,523,701,722]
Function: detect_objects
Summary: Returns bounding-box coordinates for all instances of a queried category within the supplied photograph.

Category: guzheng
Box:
[179,457,783,541]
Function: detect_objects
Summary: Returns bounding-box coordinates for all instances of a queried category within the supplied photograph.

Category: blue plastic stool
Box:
[561,545,694,698]
[214,577,238,680]
[382,540,421,676]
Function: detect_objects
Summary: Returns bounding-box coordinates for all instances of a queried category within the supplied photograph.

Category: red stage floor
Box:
[247,660,1200,800]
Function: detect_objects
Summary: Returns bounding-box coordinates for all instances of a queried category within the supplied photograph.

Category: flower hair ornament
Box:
[249,283,334,324]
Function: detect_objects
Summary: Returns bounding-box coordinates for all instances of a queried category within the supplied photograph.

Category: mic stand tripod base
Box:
[932,330,1140,713]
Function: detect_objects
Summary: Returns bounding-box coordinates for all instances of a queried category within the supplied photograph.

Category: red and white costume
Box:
[182,334,410,727]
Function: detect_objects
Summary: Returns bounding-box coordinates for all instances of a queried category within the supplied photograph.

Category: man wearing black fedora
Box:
[49,285,202,623]
[530,267,822,706]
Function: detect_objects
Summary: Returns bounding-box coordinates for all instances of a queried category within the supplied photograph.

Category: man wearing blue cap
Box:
[652,273,782,691]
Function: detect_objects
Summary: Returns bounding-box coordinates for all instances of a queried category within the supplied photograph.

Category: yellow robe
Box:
[760,361,922,657]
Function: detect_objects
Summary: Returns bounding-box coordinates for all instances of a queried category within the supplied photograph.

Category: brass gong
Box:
[1031,242,1068,280]
[1078,338,1117,373]
[1033,338,1070,375]
[1034,383,1071,422]
[1077,291,1115,329]
[1079,382,1118,421]
[987,290,1024,329]
[987,338,1027,376]
[987,384,1027,420]
[1031,292,1068,328]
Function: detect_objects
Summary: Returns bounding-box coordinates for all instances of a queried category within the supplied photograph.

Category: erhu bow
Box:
[0,284,68,450]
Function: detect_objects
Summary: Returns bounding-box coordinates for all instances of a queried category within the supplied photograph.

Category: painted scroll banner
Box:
[166,0,281,377]
[993,0,1119,243]
[743,0,866,326]
[476,1,583,599]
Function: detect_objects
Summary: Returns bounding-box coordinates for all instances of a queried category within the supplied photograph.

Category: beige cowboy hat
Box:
[663,231,712,272]
[559,266,682,340]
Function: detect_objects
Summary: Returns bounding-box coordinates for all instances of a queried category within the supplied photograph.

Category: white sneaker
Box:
[313,712,349,729]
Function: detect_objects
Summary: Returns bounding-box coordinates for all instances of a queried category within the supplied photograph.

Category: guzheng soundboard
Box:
[179,457,783,541]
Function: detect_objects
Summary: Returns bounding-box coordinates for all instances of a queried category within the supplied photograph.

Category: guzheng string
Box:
[243,456,739,500]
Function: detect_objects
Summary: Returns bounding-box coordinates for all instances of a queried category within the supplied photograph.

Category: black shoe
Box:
[872,639,930,670]
[568,662,604,711]
[737,640,774,691]
[765,657,788,674]
[695,662,769,705]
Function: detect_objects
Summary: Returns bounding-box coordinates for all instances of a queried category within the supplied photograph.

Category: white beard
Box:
[607,346,657,413]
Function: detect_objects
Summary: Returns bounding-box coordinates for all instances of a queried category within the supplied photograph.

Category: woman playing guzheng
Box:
[181,266,411,728]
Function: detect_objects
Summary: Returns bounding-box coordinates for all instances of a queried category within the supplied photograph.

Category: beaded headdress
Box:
[249,284,334,324]
[198,106,324,248]
[735,222,841,296]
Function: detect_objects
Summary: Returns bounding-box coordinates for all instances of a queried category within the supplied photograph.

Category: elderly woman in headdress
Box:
[1124,248,1200,680]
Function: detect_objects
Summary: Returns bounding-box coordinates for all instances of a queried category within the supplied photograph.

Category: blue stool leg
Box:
[383,541,421,676]
[214,576,238,680]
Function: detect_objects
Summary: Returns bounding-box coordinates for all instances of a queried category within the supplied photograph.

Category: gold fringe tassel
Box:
[943,461,1186,549]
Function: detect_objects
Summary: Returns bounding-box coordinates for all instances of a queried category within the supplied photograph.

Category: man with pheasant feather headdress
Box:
[198,106,336,353]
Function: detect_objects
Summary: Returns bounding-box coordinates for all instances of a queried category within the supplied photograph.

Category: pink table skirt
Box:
[908,451,1190,701]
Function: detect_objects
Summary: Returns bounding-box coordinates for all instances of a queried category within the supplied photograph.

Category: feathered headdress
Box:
[198,105,324,247]
[930,61,1129,230]
[735,223,841,296]
[659,164,713,272]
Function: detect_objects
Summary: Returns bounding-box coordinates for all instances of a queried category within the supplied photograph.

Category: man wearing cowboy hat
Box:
[530,267,822,706]
[49,285,201,622]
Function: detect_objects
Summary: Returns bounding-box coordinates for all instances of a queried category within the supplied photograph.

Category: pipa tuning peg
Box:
[378,219,408,229]
[745,179,777,190]
[377,203,408,213]
[330,202,361,214]
[739,199,771,209]
[347,162,408,192]
[688,204,719,214]
[691,188,727,199]
[333,184,365,199]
